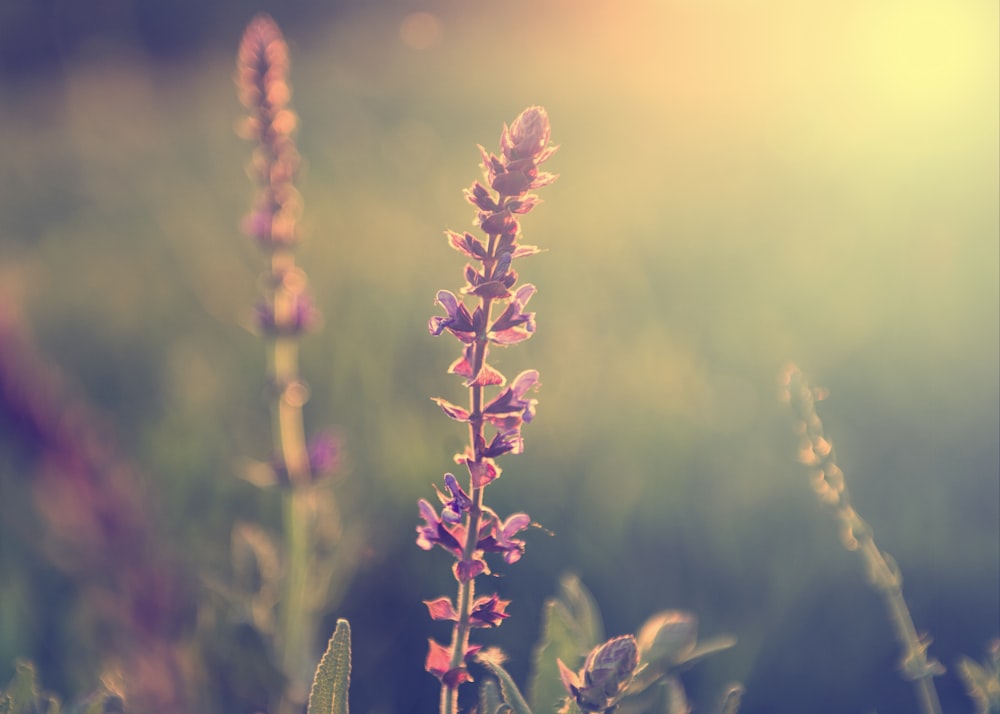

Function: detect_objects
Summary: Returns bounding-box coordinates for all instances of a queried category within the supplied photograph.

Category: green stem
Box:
[441,228,503,714]
[786,367,942,714]
[856,534,943,714]
[269,265,315,714]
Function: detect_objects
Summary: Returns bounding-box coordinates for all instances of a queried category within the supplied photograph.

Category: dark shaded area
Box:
[0,0,362,77]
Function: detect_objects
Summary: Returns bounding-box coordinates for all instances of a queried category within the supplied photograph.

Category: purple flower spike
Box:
[420,107,556,704]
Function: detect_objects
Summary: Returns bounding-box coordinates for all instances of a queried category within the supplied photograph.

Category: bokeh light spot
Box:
[400,12,443,51]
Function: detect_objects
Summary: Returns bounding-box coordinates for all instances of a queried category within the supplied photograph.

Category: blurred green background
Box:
[0,1,997,712]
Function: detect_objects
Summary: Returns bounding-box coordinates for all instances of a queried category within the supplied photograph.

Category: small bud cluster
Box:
[418,107,557,708]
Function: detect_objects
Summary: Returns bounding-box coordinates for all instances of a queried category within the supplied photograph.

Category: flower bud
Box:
[560,635,639,712]
[584,635,639,697]
[504,106,551,161]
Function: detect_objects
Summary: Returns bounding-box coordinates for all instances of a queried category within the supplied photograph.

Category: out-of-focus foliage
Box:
[0,1,996,713]
[956,640,1000,714]
[0,660,123,714]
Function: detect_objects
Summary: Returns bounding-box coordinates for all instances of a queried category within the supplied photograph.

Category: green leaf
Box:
[478,679,505,714]
[3,661,60,714]
[664,675,690,714]
[529,574,603,712]
[558,574,604,648]
[957,656,1000,714]
[479,658,532,714]
[674,635,738,668]
[5,662,39,711]
[307,619,351,714]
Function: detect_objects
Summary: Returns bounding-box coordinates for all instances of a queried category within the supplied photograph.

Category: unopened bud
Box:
[564,635,639,711]
[505,106,551,161]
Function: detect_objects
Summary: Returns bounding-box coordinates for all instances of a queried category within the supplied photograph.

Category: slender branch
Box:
[780,364,943,714]
[237,16,337,714]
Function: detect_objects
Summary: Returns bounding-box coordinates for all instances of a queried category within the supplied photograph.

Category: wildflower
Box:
[419,106,556,712]
[237,14,301,251]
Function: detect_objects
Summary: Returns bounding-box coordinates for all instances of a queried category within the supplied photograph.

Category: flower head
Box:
[504,106,553,161]
[237,14,301,252]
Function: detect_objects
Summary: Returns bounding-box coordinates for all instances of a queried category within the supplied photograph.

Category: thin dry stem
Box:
[780,364,943,714]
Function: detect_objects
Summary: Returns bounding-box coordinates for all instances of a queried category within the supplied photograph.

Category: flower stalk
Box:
[237,15,340,714]
[419,106,557,713]
[780,364,944,714]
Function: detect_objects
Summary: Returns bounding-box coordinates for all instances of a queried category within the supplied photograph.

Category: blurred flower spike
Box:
[420,107,557,711]
[237,14,302,251]
[238,14,320,341]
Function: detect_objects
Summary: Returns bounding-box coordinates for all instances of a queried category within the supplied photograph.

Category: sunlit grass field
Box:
[0,1,997,712]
